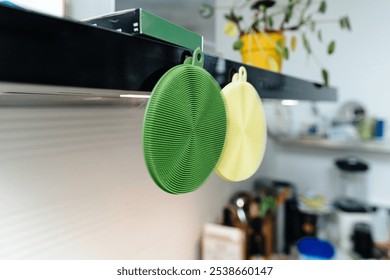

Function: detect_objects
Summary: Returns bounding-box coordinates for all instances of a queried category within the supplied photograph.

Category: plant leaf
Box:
[339,17,346,28]
[328,40,335,55]
[233,38,244,50]
[267,16,274,28]
[305,0,312,9]
[224,14,232,21]
[285,5,293,23]
[224,21,238,37]
[251,19,261,30]
[340,16,352,31]
[276,40,284,54]
[268,57,279,72]
[318,1,327,13]
[300,0,312,21]
[322,68,329,86]
[302,33,311,54]
[345,16,352,30]
[291,35,297,51]
[317,30,322,42]
[283,47,290,60]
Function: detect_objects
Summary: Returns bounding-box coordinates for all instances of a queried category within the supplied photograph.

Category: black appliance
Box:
[351,222,374,259]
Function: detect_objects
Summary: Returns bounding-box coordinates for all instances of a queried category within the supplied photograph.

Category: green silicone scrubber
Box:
[143,48,227,194]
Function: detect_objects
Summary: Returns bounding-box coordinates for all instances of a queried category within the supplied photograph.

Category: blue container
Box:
[296,237,335,260]
[375,119,385,139]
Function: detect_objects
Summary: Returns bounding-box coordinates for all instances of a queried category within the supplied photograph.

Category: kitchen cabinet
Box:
[0,5,336,105]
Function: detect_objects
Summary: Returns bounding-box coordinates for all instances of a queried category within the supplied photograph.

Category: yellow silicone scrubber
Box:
[215,66,267,182]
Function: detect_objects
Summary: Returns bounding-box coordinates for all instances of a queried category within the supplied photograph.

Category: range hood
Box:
[0,5,337,104]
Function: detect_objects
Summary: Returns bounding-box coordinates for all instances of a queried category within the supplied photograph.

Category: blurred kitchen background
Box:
[0,0,389,260]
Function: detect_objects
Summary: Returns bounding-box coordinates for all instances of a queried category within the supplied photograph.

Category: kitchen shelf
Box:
[0,5,337,105]
[275,136,390,154]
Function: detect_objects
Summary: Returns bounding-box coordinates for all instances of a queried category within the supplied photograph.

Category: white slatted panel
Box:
[0,105,254,259]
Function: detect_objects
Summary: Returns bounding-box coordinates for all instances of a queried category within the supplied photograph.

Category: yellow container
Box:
[240,32,285,72]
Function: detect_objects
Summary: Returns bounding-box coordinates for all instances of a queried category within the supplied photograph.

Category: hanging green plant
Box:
[200,0,352,86]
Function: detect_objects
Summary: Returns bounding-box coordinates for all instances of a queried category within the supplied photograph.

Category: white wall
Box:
[0,104,256,259]
[3,0,114,20]
[65,0,114,20]
[11,0,64,16]
[216,0,390,207]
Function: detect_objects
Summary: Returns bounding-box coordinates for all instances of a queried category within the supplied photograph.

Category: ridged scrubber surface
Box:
[143,65,226,194]
[215,81,267,182]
